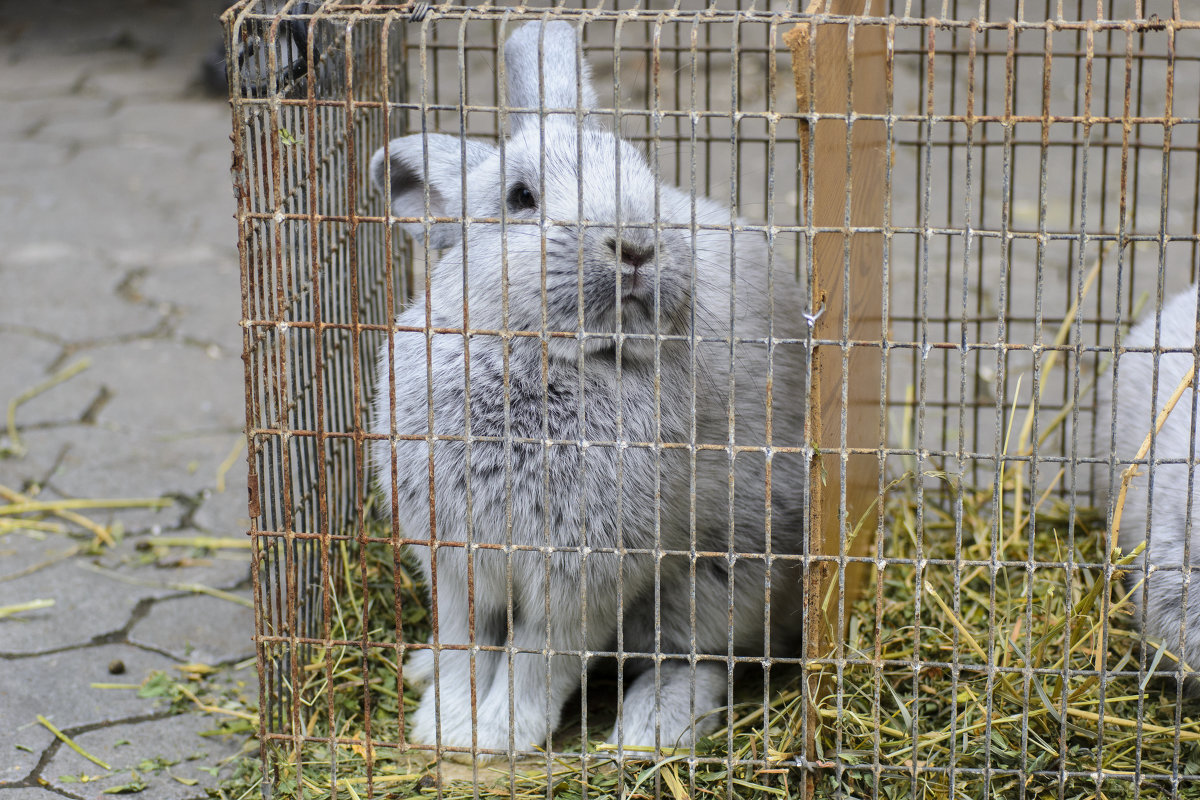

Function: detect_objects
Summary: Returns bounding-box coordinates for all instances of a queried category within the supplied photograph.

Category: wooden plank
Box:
[783,2,887,794]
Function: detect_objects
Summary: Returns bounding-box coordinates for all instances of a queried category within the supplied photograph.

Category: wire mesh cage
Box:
[226,1,1200,797]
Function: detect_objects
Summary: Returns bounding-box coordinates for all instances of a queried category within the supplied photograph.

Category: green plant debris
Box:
[811,471,1200,799]
[215,435,245,492]
[0,497,172,516]
[37,714,111,771]
[138,671,177,700]
[101,779,148,794]
[0,484,166,547]
[0,598,54,619]
[3,357,90,458]
[208,472,1200,800]
[145,535,250,550]
[135,756,178,773]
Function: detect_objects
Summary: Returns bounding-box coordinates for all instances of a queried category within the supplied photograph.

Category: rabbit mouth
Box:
[619,283,648,305]
[617,286,655,316]
[618,270,658,306]
[617,268,643,296]
[611,273,684,328]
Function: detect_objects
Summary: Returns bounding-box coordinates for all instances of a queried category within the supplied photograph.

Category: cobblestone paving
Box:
[0,2,255,797]
[5,1,1196,797]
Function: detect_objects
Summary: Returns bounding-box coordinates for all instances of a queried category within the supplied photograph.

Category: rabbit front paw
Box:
[408,683,547,760]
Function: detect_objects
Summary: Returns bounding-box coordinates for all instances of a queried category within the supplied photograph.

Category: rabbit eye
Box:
[507,183,537,213]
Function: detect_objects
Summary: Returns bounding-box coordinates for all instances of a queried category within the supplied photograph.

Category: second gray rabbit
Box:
[370,20,809,755]
[1103,283,1200,670]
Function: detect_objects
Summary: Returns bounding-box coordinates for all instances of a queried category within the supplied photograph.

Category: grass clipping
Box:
[249,469,1200,800]
[821,472,1198,800]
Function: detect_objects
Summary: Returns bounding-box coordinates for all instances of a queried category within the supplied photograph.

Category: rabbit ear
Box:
[504,20,597,126]
[370,134,497,249]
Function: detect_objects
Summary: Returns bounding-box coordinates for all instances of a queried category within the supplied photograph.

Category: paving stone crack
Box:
[4,709,179,792]
[2,5,256,797]
[4,419,86,435]
[78,386,114,424]
[114,268,150,305]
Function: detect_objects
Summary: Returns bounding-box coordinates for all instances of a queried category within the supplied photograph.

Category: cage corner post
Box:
[785,1,887,794]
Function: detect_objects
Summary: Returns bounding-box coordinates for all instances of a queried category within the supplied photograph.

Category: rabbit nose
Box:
[605,238,655,270]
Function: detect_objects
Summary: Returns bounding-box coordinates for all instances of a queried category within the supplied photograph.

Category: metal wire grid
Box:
[229,2,810,784]
[228,0,404,744]
[864,2,1200,796]
[891,2,1200,489]
[226,0,1200,797]
[856,3,1200,796]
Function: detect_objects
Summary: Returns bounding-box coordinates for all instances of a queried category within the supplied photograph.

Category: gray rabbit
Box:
[369,20,809,755]
[1103,283,1200,670]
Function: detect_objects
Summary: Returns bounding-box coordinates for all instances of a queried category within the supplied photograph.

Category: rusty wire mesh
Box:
[227,1,1200,797]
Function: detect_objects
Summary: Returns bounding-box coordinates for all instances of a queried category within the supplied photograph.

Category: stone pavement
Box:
[0,2,257,797]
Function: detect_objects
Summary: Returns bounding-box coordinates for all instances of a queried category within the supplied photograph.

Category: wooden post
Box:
[783,1,886,793]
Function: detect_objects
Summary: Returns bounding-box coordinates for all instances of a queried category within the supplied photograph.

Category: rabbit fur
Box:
[369,20,809,756]
[1103,283,1200,669]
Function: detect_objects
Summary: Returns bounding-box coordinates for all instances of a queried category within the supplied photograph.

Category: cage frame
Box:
[226,2,1200,798]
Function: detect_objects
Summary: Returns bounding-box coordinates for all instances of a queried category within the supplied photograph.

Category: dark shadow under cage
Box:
[226,1,1200,798]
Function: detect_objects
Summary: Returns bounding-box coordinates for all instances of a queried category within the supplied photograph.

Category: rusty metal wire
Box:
[227,1,1200,798]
